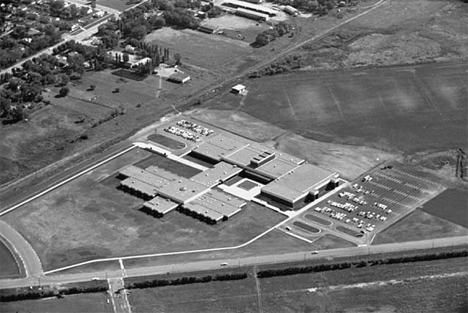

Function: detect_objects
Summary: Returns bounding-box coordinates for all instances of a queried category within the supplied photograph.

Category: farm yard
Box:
[211,61,468,155]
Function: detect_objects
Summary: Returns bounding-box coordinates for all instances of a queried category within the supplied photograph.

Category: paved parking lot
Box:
[290,165,446,244]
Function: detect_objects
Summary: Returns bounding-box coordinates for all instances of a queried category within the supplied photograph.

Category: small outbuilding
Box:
[231,84,247,94]
[168,72,191,84]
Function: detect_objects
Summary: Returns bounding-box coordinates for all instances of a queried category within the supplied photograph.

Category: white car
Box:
[220,262,228,266]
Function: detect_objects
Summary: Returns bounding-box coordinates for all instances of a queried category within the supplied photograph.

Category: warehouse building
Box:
[142,197,179,218]
[222,0,277,16]
[190,161,242,187]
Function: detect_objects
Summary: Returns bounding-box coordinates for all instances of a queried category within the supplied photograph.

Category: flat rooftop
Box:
[256,158,300,179]
[121,178,158,197]
[223,0,278,15]
[143,197,179,214]
[120,165,170,188]
[207,189,246,208]
[190,162,242,187]
[157,178,209,204]
[192,134,249,161]
[262,163,335,202]
[192,194,242,217]
[183,202,224,221]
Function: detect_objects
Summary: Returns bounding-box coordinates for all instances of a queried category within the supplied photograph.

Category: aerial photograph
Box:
[0,0,467,312]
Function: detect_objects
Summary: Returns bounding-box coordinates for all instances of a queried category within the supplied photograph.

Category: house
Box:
[231,84,247,94]
[168,72,191,84]
[93,10,105,18]
[124,45,136,53]
[284,5,300,16]
[197,25,215,34]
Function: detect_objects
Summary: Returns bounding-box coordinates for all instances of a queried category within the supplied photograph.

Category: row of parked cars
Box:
[314,206,347,221]
[327,200,358,212]
[358,210,388,222]
[164,126,202,142]
[176,120,214,136]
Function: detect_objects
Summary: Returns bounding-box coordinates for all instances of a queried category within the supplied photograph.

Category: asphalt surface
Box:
[0,235,466,289]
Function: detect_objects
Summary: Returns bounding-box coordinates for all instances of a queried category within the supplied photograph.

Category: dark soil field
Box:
[421,188,468,228]
[211,61,468,155]
[0,238,21,279]
[0,292,111,313]
[373,209,468,245]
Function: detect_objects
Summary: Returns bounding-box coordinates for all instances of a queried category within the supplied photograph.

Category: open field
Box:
[145,28,257,74]
[210,61,468,155]
[192,109,398,180]
[421,188,468,227]
[127,256,468,313]
[0,238,21,279]
[97,0,136,12]
[0,292,112,313]
[373,209,468,245]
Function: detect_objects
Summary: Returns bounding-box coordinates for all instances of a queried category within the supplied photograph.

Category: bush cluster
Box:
[0,285,107,302]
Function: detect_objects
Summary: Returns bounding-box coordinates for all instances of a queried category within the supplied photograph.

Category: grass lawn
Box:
[0,238,22,279]
[421,188,468,228]
[372,209,468,245]
[0,292,112,313]
[96,0,135,12]
[128,273,259,313]
[144,28,254,74]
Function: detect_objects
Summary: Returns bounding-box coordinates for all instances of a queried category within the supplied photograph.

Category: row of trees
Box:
[250,54,304,77]
[256,249,468,278]
[126,273,248,289]
[0,284,107,302]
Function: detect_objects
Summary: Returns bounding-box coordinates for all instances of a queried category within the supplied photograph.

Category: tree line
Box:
[0,284,107,302]
[126,273,248,289]
[256,249,468,278]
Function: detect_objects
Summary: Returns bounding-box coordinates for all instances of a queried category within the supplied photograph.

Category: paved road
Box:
[0,220,42,277]
[0,235,466,289]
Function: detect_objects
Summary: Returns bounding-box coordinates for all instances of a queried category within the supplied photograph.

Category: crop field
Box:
[128,274,259,313]
[0,238,21,279]
[127,257,468,313]
[212,61,468,154]
[421,188,468,228]
[259,256,468,313]
[373,209,468,245]
[144,28,255,74]
[0,292,111,313]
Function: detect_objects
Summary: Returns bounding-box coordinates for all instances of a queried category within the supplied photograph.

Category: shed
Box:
[168,73,191,84]
[231,84,247,94]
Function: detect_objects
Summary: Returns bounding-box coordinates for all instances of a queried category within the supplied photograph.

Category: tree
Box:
[174,53,181,65]
[59,87,69,97]
[89,84,96,91]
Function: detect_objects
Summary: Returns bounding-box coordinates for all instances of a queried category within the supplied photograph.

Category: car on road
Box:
[311,251,319,254]
[91,277,100,281]
[220,262,228,266]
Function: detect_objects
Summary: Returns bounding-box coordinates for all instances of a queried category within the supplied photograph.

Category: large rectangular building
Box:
[190,161,242,187]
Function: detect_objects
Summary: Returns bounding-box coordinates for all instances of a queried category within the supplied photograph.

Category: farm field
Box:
[211,61,468,155]
[128,273,259,313]
[127,256,468,313]
[0,292,112,313]
[0,238,21,279]
[421,188,468,228]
